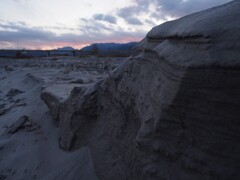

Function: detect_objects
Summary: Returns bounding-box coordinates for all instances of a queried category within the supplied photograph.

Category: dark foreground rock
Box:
[43,1,240,180]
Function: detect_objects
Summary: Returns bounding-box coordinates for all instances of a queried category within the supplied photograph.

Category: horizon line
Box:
[0,41,139,51]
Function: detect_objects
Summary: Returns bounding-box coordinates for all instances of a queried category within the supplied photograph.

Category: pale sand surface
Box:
[0,57,123,180]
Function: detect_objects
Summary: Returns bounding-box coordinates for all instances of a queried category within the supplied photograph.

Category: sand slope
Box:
[0,57,122,179]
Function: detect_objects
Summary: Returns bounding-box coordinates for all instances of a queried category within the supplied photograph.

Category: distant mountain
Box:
[57,46,75,51]
[79,42,137,57]
[80,42,137,52]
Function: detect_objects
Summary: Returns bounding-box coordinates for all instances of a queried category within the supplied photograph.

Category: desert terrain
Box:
[0,1,240,179]
[0,57,123,179]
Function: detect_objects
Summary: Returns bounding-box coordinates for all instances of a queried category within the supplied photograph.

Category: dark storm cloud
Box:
[93,14,117,24]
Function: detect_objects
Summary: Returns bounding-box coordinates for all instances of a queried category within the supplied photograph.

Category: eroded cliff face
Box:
[48,1,240,179]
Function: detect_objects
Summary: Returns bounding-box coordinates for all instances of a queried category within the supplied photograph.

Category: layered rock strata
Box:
[42,1,240,179]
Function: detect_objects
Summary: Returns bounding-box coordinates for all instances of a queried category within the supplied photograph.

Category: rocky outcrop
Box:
[58,83,102,150]
[44,1,240,179]
[41,84,82,125]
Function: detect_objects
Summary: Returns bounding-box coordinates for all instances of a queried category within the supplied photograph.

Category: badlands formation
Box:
[1,0,240,180]
[0,57,121,180]
[51,1,240,179]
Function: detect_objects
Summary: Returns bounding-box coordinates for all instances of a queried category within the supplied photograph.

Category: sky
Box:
[0,0,232,50]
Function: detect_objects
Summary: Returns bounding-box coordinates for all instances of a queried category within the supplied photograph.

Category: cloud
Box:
[79,18,114,33]
[0,21,144,49]
[152,0,232,18]
[125,17,143,25]
[13,0,28,3]
[117,6,137,18]
[117,0,232,23]
[93,14,117,24]
[117,6,143,25]
[0,22,55,42]
[1,0,232,49]
[144,19,155,26]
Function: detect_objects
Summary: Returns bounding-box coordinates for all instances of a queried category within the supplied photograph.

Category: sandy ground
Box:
[0,57,123,180]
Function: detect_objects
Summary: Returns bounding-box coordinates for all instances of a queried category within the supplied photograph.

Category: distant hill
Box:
[81,42,137,51]
[79,42,138,57]
[57,46,75,51]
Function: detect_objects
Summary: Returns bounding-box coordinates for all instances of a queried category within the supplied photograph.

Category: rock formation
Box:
[42,1,240,179]
[41,84,82,125]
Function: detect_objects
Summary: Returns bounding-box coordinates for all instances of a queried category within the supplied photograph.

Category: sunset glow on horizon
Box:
[0,0,232,50]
